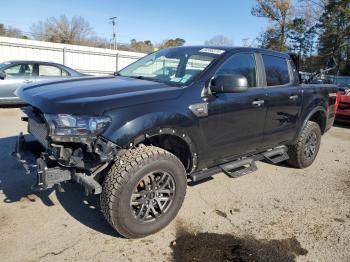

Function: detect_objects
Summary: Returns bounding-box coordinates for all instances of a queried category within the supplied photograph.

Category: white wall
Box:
[0,36,145,75]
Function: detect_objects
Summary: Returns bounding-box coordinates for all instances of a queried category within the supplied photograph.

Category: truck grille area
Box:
[23,107,49,148]
[29,118,49,148]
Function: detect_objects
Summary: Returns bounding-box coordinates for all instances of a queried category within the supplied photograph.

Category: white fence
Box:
[0,36,145,75]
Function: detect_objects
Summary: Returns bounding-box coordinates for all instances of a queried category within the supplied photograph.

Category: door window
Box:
[39,65,68,77]
[4,64,34,77]
[262,55,290,86]
[215,53,257,87]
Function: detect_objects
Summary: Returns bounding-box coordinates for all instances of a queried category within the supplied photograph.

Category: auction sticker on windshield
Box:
[199,48,225,55]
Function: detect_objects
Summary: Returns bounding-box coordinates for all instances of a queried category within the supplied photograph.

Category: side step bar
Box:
[190,146,288,182]
[191,166,221,183]
[261,146,289,164]
[220,158,257,178]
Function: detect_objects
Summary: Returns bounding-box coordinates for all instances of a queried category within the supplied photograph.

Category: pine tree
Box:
[318,0,350,74]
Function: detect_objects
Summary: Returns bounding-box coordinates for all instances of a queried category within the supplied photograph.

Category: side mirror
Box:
[210,74,248,93]
[0,71,6,80]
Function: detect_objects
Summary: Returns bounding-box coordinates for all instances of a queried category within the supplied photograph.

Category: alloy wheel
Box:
[130,171,176,222]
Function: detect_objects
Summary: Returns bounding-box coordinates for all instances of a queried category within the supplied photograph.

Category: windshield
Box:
[0,63,10,70]
[118,47,225,85]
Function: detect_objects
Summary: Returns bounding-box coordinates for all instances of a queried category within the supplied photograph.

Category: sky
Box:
[1,0,268,46]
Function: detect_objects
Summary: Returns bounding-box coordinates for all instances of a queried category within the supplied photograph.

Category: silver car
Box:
[0,60,85,105]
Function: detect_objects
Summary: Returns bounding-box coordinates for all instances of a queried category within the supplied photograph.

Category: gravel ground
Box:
[0,108,349,262]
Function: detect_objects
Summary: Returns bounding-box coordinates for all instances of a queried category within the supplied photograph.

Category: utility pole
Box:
[242,38,251,47]
[110,16,117,50]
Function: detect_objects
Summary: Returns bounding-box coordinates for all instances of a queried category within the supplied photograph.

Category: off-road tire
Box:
[287,121,321,168]
[100,145,187,238]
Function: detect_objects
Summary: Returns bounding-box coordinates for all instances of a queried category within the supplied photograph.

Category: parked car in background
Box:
[0,61,85,105]
[336,86,350,123]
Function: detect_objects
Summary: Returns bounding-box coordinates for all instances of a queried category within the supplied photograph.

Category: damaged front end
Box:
[14,107,123,195]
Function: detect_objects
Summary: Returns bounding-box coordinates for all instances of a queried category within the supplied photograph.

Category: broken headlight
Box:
[44,114,111,142]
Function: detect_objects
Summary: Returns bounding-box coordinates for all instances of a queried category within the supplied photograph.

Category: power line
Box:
[0,27,131,47]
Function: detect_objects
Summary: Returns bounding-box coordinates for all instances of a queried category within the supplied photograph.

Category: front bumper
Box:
[13,133,102,195]
[14,133,72,191]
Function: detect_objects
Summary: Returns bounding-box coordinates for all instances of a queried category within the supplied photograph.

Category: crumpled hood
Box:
[16,76,182,115]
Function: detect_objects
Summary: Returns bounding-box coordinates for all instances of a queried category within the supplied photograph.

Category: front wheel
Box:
[287,121,322,168]
[100,145,187,238]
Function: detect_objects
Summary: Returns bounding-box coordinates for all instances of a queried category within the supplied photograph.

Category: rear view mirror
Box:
[0,71,6,80]
[210,74,248,93]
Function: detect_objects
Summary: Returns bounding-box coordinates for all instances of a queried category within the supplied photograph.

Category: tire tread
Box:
[287,121,321,168]
[100,145,186,238]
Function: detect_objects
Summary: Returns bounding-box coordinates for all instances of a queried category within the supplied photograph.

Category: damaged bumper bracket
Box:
[13,133,103,195]
[33,157,71,191]
[13,133,71,191]
[13,132,38,175]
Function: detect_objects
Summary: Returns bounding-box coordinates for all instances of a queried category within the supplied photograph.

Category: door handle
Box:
[252,100,264,107]
[24,80,33,83]
[289,94,298,100]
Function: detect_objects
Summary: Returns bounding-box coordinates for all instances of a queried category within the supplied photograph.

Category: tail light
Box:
[329,92,339,113]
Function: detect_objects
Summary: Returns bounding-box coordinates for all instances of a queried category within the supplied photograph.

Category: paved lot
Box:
[0,108,349,262]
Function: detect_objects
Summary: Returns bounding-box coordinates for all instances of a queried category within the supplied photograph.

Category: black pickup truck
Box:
[15,46,338,238]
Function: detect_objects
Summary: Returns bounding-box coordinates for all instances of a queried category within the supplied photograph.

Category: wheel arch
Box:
[297,106,327,138]
[102,111,199,173]
[134,128,198,174]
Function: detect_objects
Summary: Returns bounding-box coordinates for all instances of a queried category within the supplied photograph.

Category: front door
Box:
[0,63,35,99]
[204,52,267,165]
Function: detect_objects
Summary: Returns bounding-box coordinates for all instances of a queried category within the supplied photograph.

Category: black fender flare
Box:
[137,127,198,173]
[295,106,327,141]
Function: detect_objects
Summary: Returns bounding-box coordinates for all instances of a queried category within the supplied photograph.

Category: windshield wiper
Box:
[117,74,179,86]
[124,75,161,83]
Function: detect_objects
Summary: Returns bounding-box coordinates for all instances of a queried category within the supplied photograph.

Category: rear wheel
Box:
[100,145,187,238]
[287,121,321,168]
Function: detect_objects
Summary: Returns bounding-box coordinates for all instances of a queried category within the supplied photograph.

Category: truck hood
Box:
[16,76,183,115]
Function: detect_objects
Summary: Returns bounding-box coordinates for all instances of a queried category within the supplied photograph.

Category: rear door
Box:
[260,53,302,147]
[37,64,70,82]
[205,52,268,164]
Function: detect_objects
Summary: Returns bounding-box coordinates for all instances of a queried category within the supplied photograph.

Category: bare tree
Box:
[0,24,27,39]
[242,38,257,47]
[251,0,294,51]
[204,35,234,46]
[295,0,328,26]
[31,15,94,45]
